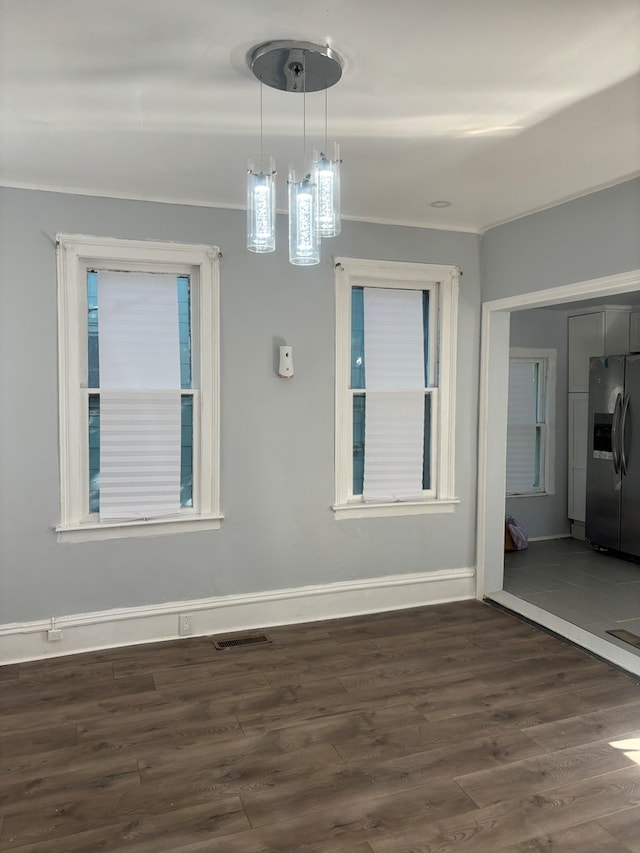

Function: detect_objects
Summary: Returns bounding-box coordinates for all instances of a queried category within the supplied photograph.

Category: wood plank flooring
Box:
[1,599,639,851]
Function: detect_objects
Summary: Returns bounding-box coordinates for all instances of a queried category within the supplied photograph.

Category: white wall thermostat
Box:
[278,345,294,378]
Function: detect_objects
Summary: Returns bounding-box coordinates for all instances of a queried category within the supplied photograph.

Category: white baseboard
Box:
[527,533,572,542]
[0,568,475,664]
[570,521,586,541]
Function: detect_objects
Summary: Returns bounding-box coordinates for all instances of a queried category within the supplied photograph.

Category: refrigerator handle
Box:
[612,392,622,475]
[620,393,630,476]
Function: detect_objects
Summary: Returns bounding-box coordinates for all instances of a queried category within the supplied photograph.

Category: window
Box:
[56,235,221,541]
[506,348,556,497]
[333,257,459,519]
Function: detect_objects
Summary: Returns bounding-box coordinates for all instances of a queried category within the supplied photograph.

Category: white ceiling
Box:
[1,0,639,232]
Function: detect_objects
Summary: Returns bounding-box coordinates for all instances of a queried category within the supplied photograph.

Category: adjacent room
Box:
[1,1,639,850]
[500,300,640,656]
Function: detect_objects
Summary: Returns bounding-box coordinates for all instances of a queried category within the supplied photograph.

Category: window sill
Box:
[507,491,552,499]
[56,514,224,543]
[332,498,459,520]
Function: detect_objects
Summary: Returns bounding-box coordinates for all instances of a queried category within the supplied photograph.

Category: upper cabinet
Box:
[568,313,603,392]
[630,311,640,353]
[568,309,629,392]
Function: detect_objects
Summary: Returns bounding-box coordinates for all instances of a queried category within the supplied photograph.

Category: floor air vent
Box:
[212,633,271,650]
[607,629,640,649]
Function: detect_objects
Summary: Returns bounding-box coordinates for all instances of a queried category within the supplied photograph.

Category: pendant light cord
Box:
[324,87,328,153]
[260,82,264,173]
[302,52,307,168]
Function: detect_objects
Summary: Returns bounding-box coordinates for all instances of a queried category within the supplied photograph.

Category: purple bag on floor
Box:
[506,515,528,550]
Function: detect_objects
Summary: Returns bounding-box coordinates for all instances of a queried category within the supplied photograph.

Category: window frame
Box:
[506,347,557,498]
[333,257,460,520]
[56,234,222,542]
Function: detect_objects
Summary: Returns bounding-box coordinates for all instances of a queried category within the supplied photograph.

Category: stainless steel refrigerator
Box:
[585,354,640,557]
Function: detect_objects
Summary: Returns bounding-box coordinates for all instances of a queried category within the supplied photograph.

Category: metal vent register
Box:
[212,633,271,650]
[607,629,640,649]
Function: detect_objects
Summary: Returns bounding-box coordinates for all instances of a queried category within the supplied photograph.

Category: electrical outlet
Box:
[179,614,192,636]
[47,628,63,642]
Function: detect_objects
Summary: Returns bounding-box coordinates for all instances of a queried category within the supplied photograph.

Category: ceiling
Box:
[1,0,639,232]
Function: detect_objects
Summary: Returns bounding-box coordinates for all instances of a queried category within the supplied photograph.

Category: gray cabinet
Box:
[568,310,629,393]
[568,392,589,522]
[630,311,640,352]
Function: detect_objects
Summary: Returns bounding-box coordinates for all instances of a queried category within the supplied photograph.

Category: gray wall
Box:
[0,187,481,624]
[506,309,569,539]
[483,179,640,300]
[484,179,640,542]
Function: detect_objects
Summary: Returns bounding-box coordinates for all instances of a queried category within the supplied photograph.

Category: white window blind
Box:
[362,288,425,502]
[363,287,425,390]
[99,390,181,521]
[98,272,181,522]
[506,360,539,494]
[363,391,425,502]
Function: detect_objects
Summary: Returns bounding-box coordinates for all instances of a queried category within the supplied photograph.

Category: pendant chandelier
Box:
[246,40,343,266]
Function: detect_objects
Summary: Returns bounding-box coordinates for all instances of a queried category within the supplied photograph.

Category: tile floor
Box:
[504,537,640,658]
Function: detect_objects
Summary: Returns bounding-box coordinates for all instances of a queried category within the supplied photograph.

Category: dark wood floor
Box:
[1,600,640,852]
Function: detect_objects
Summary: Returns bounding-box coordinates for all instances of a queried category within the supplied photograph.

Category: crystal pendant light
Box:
[247,155,276,253]
[246,40,344,265]
[247,84,276,253]
[288,168,320,265]
[312,140,341,237]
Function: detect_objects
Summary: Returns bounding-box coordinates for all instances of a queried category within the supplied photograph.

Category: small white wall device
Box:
[278,345,294,378]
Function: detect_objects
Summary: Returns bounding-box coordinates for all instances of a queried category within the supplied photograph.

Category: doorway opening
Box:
[476,268,640,676]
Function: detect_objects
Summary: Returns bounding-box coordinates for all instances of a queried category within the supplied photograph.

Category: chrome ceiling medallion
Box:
[248,40,344,93]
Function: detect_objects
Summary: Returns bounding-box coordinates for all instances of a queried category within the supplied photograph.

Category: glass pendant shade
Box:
[247,156,276,253]
[288,168,320,266]
[312,141,341,237]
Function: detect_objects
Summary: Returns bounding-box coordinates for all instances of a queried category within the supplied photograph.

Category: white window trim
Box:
[56,234,223,542]
[333,257,459,520]
[506,347,557,498]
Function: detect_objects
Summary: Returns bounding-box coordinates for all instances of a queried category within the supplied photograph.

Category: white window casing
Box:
[333,257,460,519]
[506,347,556,498]
[56,234,222,541]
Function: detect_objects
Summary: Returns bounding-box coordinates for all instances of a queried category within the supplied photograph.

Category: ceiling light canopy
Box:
[245,40,344,265]
[249,40,344,93]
